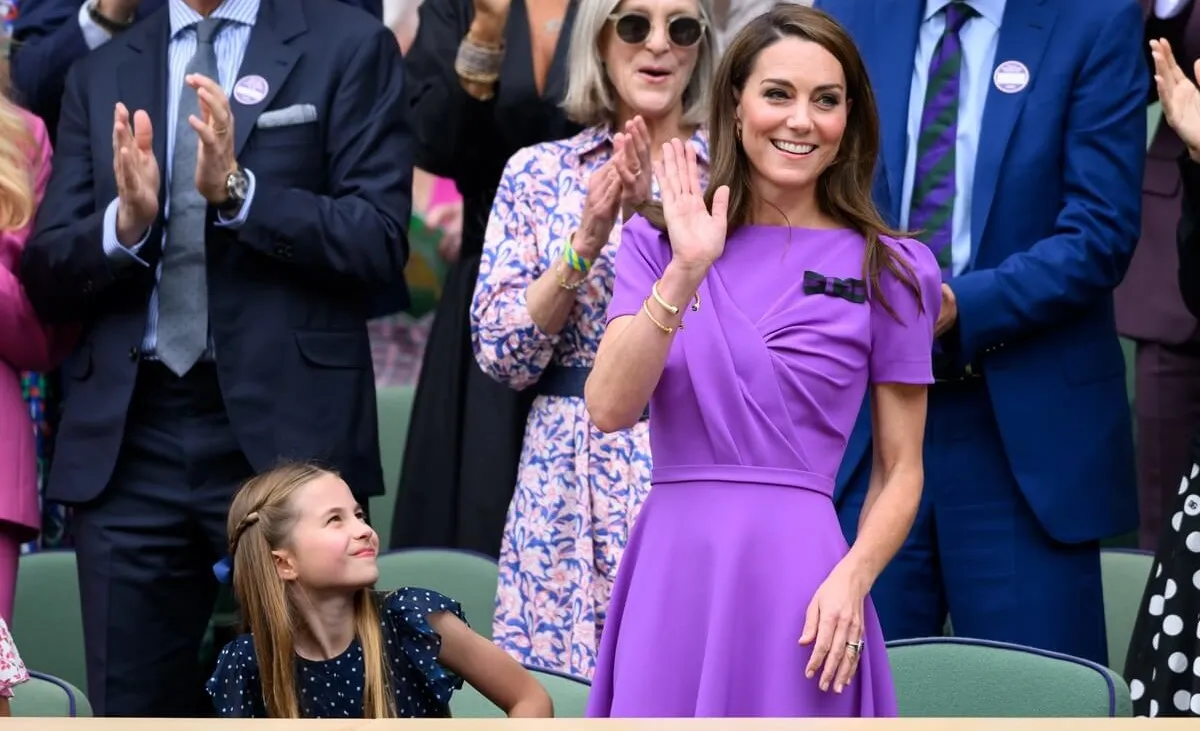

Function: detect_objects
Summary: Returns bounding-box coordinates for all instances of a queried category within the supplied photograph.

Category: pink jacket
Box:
[0,112,76,541]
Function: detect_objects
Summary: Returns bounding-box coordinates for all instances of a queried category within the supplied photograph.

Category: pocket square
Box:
[256,104,318,129]
[802,270,867,304]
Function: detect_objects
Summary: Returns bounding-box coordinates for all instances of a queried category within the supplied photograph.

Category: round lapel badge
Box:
[232,75,269,106]
[992,60,1030,94]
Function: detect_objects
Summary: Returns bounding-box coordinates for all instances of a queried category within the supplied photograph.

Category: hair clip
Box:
[213,555,233,585]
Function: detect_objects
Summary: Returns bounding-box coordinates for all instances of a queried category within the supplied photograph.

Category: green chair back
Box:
[1101,548,1155,676]
[450,666,590,718]
[370,385,416,549]
[12,551,87,695]
[9,671,92,717]
[887,637,1131,717]
[373,549,499,641]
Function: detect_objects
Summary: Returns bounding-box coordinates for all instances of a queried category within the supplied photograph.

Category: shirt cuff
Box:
[102,198,151,268]
[77,1,115,51]
[1155,0,1191,19]
[215,169,256,229]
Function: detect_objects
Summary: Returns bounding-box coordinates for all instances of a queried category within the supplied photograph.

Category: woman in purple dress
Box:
[583,5,940,718]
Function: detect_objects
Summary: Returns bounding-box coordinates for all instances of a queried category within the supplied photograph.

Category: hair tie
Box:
[229,510,261,554]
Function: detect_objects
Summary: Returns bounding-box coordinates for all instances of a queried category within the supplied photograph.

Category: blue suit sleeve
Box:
[949,1,1148,357]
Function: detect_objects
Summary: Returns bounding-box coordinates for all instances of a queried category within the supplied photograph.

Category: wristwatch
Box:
[87,0,134,33]
[218,167,250,215]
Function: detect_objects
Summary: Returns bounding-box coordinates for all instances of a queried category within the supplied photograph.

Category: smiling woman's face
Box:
[735,35,848,202]
[601,0,704,123]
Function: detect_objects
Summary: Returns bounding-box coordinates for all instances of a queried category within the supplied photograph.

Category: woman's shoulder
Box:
[378,587,464,625]
[877,235,941,288]
[213,634,260,673]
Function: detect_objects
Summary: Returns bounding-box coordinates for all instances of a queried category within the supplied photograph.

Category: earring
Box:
[735,123,742,140]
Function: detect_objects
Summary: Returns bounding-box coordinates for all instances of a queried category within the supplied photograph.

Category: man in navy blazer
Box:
[20,0,408,715]
[9,0,382,139]
[816,0,1144,665]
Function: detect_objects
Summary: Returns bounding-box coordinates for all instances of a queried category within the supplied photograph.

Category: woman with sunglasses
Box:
[471,0,716,679]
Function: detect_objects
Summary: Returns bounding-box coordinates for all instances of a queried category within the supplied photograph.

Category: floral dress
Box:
[0,616,28,700]
[471,125,709,679]
[206,588,464,717]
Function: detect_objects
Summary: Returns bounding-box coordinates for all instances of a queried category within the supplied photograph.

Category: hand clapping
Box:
[1150,38,1200,161]
[656,138,729,270]
[186,74,239,204]
[613,116,654,218]
[112,102,160,246]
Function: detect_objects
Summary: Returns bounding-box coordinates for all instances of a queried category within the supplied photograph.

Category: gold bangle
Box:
[651,279,702,316]
[642,297,674,334]
[650,280,680,315]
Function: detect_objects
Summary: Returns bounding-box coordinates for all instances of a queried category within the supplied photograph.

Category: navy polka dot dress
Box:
[206,588,466,718]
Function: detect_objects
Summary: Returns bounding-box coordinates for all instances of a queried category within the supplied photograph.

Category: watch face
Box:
[228,171,248,200]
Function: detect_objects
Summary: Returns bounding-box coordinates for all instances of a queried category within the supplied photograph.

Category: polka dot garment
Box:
[205,588,466,717]
[1124,442,1200,718]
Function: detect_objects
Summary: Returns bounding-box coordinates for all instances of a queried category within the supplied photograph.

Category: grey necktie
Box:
[157,18,226,376]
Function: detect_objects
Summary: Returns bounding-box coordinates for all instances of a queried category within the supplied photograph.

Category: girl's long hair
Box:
[640,4,921,316]
[0,55,39,233]
[227,463,395,718]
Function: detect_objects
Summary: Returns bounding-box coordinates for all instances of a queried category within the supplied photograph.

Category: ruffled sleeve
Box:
[0,618,29,698]
[379,587,467,714]
[206,635,266,718]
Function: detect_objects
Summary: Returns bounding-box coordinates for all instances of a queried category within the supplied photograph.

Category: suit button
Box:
[274,245,286,256]
[129,346,140,362]
[82,279,93,294]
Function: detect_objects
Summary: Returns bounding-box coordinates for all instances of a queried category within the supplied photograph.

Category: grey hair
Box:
[562,0,717,127]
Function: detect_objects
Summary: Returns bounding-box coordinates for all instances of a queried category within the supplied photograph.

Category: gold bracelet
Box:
[651,279,702,316]
[642,297,675,334]
[555,261,585,291]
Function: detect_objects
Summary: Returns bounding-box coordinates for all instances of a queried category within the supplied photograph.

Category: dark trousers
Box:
[1134,341,1200,549]
[72,361,254,717]
[837,379,1108,666]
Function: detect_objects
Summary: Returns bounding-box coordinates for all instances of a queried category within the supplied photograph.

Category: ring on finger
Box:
[214,126,229,136]
[845,639,864,654]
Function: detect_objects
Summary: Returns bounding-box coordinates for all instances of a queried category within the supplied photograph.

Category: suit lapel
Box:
[870,0,923,222]
[230,0,303,157]
[969,0,1054,266]
[119,10,171,206]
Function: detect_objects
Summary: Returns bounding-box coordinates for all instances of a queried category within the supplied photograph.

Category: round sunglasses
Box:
[607,11,707,48]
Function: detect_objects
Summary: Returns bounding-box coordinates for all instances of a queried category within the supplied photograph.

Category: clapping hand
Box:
[574,162,623,258]
[112,102,160,246]
[1151,38,1200,161]
[613,116,654,218]
[186,74,239,204]
[656,138,729,270]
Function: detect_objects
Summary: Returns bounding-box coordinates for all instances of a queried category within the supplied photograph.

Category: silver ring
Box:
[846,639,864,654]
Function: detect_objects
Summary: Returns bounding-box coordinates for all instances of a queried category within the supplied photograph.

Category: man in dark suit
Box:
[9,0,382,140]
[1116,0,1200,550]
[19,0,409,716]
[819,0,1145,666]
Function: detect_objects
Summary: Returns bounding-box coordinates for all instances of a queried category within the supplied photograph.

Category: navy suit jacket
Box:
[817,0,1145,544]
[19,0,409,504]
[10,0,382,140]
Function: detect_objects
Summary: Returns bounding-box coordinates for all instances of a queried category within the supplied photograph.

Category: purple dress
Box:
[586,216,941,717]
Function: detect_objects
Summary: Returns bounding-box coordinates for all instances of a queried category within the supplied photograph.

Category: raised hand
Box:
[614,115,654,217]
[186,74,238,204]
[655,138,729,269]
[1151,38,1200,159]
[573,162,623,258]
[112,102,160,246]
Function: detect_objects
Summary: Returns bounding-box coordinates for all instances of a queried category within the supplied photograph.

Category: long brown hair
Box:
[0,55,39,233]
[227,463,395,718]
[641,4,920,316]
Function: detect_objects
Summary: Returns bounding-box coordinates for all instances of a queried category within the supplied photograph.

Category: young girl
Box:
[206,463,553,718]
[0,616,29,716]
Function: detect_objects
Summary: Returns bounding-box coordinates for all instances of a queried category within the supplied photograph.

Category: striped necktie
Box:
[908,1,975,279]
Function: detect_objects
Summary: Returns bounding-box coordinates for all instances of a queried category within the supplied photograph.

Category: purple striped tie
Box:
[909,2,975,279]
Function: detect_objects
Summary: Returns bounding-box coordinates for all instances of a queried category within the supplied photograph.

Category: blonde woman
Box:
[0,56,74,623]
[471,0,715,678]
